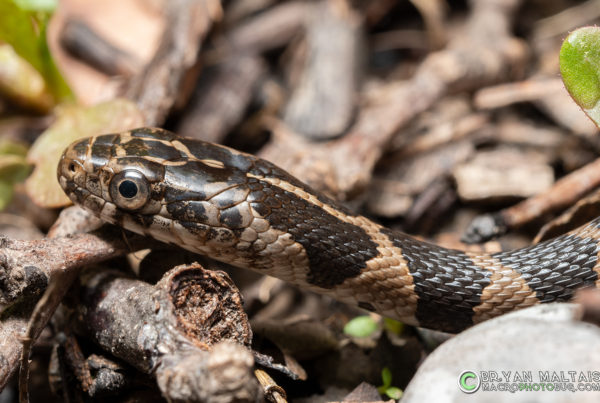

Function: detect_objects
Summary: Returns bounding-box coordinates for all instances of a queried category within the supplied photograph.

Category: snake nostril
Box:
[68,162,76,173]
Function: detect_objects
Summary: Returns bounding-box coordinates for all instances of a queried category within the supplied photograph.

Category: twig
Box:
[462,156,600,243]
[72,264,256,401]
[60,18,140,76]
[283,0,363,139]
[0,215,160,392]
[254,369,287,403]
[125,0,218,126]
[224,1,313,55]
[177,55,267,143]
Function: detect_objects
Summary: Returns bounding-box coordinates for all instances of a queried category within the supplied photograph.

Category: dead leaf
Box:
[26,99,144,207]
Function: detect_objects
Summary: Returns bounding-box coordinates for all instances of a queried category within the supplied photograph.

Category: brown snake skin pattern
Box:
[57,128,600,333]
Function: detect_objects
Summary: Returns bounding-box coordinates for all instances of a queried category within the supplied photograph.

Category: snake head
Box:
[57,128,265,243]
[58,129,179,226]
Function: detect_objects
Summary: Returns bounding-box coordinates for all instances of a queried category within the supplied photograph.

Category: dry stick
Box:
[473,77,565,110]
[125,0,217,126]
[260,0,526,198]
[0,318,27,393]
[177,55,267,143]
[409,0,448,49]
[254,369,287,403]
[533,0,600,40]
[72,264,257,401]
[283,0,363,140]
[224,1,313,55]
[0,225,158,392]
[60,18,140,76]
[534,188,600,244]
[462,157,600,244]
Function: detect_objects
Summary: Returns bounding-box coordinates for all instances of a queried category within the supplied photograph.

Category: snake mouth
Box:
[58,137,113,218]
[58,156,87,201]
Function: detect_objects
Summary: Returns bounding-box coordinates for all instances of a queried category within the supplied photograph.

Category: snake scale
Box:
[57,127,600,333]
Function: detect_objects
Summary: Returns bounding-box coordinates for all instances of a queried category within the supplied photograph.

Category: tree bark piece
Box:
[125,0,216,126]
[60,18,140,77]
[177,55,267,143]
[74,263,256,402]
[283,0,363,139]
[225,1,313,55]
[463,156,600,243]
[0,216,161,392]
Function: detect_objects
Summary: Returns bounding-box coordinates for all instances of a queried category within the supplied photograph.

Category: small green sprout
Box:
[378,367,403,400]
[343,315,378,338]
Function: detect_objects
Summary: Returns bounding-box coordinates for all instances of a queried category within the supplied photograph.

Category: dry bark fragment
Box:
[283,0,363,139]
[367,140,473,217]
[463,157,600,243]
[534,188,600,244]
[60,18,140,77]
[453,147,554,201]
[224,1,313,55]
[125,0,217,126]
[73,263,256,402]
[177,55,267,143]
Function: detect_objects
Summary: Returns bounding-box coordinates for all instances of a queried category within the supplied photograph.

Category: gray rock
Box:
[403,303,600,403]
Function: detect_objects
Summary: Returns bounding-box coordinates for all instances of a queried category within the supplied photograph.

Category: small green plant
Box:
[560,26,600,128]
[378,367,403,400]
[0,140,30,210]
[0,0,71,102]
[343,316,405,338]
[383,318,404,335]
[343,315,378,338]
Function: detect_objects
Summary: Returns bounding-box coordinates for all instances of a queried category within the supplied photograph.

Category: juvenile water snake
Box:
[57,127,600,333]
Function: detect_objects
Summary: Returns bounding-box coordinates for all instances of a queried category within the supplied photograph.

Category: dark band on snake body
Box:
[248,181,380,288]
[57,127,600,333]
[383,229,493,332]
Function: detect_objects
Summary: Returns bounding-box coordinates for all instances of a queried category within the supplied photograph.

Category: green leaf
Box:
[0,0,71,102]
[560,26,600,128]
[14,0,57,12]
[0,154,30,184]
[381,367,392,388]
[383,318,404,335]
[0,141,31,211]
[385,387,403,400]
[0,44,54,112]
[0,139,28,157]
[343,315,378,338]
[0,181,15,211]
[26,99,144,207]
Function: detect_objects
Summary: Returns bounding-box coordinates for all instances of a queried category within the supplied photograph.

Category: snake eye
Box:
[109,170,150,210]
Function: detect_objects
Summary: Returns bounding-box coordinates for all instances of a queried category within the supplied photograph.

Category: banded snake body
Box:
[58,127,600,333]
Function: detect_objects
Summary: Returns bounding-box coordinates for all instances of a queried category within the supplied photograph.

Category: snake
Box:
[57,127,600,333]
